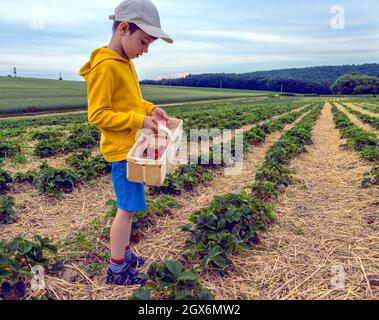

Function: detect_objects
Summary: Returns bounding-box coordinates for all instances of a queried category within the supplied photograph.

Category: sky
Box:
[0,0,378,81]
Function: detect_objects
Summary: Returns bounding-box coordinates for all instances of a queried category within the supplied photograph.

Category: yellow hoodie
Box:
[79,47,156,162]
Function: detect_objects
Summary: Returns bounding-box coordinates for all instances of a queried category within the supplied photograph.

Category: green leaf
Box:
[177,271,198,282]
[207,233,218,240]
[159,279,176,290]
[213,255,227,268]
[130,287,151,300]
[19,243,33,255]
[164,260,183,278]
[174,290,191,300]
[181,223,193,232]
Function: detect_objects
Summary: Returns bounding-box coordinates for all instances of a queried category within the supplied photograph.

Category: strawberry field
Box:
[0,95,378,300]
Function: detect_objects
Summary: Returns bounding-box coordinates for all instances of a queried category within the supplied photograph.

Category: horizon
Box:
[2,61,379,83]
[1,0,378,81]
[0,62,379,82]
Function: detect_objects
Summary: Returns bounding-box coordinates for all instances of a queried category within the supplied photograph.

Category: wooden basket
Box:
[126,118,183,186]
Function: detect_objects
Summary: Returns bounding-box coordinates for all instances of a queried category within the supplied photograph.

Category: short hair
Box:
[112,21,140,34]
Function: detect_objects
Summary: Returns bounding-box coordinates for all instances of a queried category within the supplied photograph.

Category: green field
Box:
[0,77,272,115]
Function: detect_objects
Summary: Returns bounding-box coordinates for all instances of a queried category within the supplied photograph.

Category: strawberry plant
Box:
[0,234,62,300]
[31,131,63,140]
[362,162,379,187]
[183,193,274,271]
[61,125,99,153]
[63,135,96,153]
[0,141,21,158]
[35,161,79,195]
[13,170,37,184]
[0,169,13,192]
[34,138,63,158]
[65,153,111,182]
[69,125,100,142]
[130,260,214,300]
[0,195,16,224]
[64,149,92,167]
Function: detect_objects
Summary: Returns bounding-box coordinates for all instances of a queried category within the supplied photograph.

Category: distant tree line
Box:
[141,63,379,95]
[331,73,379,95]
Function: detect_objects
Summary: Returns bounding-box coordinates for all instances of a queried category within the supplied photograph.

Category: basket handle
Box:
[158,124,174,141]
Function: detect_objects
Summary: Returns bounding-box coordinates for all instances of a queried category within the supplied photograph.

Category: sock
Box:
[109,257,126,273]
[124,245,133,263]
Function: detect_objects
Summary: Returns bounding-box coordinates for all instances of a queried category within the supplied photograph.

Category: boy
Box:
[79,0,173,286]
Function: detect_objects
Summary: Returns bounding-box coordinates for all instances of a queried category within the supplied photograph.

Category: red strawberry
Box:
[133,229,142,243]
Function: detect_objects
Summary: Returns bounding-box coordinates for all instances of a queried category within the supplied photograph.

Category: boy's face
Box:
[119,23,157,60]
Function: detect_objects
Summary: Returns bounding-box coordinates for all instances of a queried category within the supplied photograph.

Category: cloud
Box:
[184,30,304,44]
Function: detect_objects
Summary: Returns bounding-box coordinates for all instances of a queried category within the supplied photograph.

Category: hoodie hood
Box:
[79,46,129,80]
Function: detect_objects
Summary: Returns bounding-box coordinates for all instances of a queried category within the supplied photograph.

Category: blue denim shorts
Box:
[111,160,147,212]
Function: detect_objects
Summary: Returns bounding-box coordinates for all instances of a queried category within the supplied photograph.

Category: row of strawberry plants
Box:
[0,113,88,130]
[357,102,379,114]
[0,97,302,133]
[33,125,100,158]
[331,104,378,187]
[1,154,111,201]
[252,106,323,198]
[177,100,310,134]
[178,106,322,275]
[342,104,379,129]
[130,106,322,300]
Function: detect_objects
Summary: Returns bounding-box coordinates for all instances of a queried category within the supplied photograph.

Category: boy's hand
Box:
[152,107,170,125]
[143,116,158,134]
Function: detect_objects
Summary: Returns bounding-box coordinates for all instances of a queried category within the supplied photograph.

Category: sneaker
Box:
[129,251,146,269]
[106,263,147,286]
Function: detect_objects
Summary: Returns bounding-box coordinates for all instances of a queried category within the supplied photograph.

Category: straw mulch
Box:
[199,103,378,300]
[1,175,116,242]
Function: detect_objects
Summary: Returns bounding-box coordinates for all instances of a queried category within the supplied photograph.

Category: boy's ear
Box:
[119,22,130,33]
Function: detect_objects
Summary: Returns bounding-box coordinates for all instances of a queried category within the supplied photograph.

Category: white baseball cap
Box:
[109,0,173,44]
